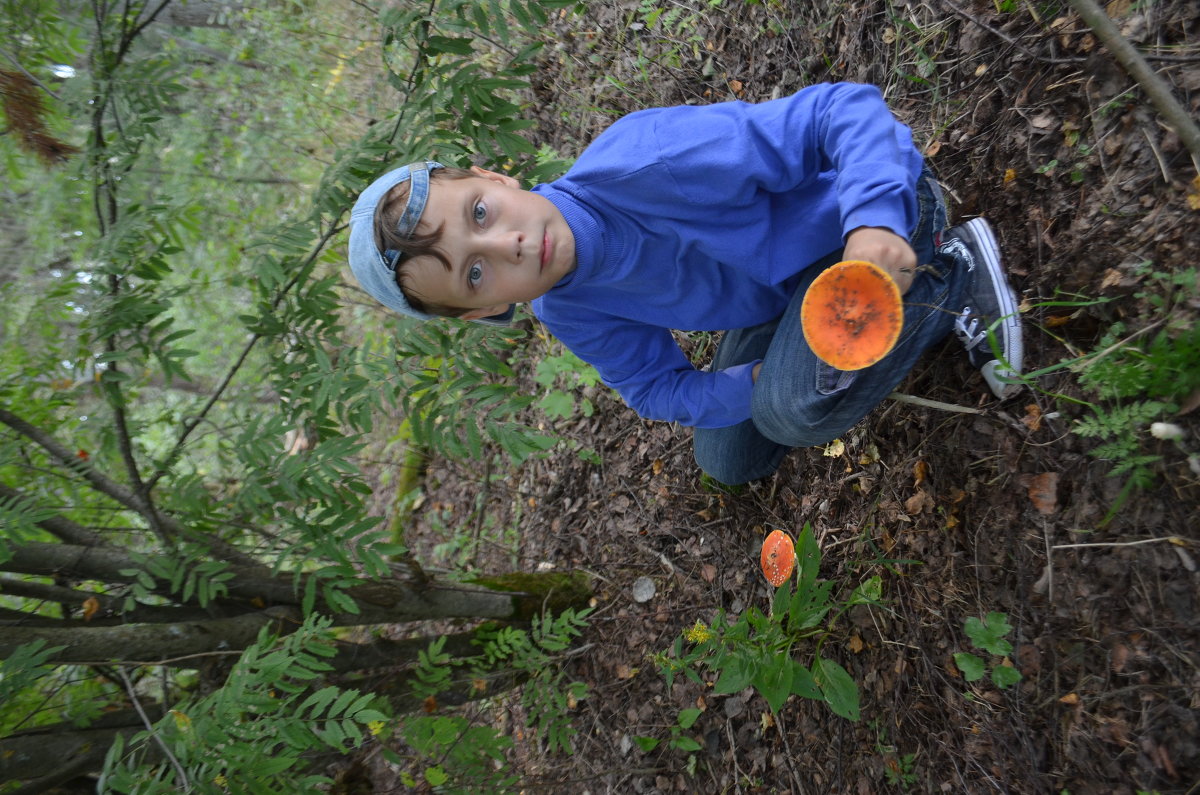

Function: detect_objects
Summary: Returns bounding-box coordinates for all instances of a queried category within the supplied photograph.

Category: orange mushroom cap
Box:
[801,260,903,371]
[760,529,797,587]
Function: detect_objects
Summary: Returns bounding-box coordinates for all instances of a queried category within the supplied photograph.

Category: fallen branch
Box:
[1051,535,1186,550]
[888,392,984,415]
[1065,0,1200,174]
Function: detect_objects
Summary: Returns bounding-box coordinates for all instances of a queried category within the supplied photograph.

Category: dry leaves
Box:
[82,596,100,621]
[1021,472,1059,515]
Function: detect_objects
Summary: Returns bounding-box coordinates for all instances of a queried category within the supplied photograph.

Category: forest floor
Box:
[360,1,1199,792]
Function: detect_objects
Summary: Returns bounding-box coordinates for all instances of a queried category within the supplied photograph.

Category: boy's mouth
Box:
[540,231,552,271]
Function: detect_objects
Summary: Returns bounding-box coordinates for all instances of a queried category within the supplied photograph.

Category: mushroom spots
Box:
[801,260,903,371]
[760,529,796,587]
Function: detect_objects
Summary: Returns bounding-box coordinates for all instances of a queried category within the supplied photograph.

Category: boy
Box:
[347,82,1023,485]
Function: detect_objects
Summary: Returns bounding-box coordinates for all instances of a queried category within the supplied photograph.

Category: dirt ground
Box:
[368,1,1199,792]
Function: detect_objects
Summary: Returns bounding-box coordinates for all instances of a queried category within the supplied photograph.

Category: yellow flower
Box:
[684,620,714,644]
[368,720,387,737]
[214,774,228,787]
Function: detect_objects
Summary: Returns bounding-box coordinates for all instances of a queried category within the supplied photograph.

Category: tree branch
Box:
[0,407,267,571]
[1065,0,1200,173]
[0,606,304,662]
[0,481,107,546]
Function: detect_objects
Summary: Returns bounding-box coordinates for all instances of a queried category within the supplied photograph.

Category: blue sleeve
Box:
[576,82,920,244]
[538,311,758,428]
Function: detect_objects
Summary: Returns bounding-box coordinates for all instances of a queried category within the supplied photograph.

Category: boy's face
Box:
[401,167,576,319]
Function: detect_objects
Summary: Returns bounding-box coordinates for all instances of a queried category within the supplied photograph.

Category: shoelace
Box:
[955,307,987,350]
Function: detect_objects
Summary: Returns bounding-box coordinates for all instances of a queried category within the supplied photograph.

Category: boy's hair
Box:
[374,166,476,317]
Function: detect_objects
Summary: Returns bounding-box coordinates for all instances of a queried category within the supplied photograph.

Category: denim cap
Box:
[347,161,515,325]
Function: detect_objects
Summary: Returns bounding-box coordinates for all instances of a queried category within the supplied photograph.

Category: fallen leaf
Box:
[974,63,989,77]
[700,563,717,583]
[1106,0,1133,17]
[913,460,929,487]
[651,458,663,475]
[1178,386,1200,416]
[823,438,845,457]
[925,140,942,157]
[1112,643,1129,672]
[848,635,865,653]
[1021,472,1059,515]
[422,696,438,713]
[1098,268,1124,290]
[1020,404,1043,432]
[1003,168,1017,184]
[615,664,636,680]
[82,596,100,621]
[1059,692,1080,705]
[904,489,933,515]
[1044,314,1073,328]
[1030,111,1056,129]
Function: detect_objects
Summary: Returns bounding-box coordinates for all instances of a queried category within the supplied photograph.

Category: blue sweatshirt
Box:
[529,82,924,428]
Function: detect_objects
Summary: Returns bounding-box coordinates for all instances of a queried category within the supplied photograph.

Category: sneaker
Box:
[940,218,1023,399]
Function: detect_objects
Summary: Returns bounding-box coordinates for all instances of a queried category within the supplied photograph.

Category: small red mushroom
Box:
[760,529,796,587]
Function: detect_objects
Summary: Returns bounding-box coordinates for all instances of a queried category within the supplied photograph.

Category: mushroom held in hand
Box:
[760,529,797,587]
[801,260,903,370]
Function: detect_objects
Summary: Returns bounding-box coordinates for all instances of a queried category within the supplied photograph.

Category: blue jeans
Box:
[693,169,965,484]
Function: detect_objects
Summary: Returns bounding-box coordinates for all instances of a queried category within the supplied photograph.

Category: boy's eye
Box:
[468,262,483,286]
[472,201,487,225]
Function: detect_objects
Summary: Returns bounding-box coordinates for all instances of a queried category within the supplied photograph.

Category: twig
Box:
[1051,536,1185,550]
[117,667,190,788]
[75,649,245,667]
[887,392,984,415]
[0,47,63,99]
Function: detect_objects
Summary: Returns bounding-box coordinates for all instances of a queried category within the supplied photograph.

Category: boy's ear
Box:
[469,165,520,189]
[460,304,511,321]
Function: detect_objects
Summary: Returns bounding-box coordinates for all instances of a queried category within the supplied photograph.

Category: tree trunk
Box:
[5,542,590,629]
[0,724,139,783]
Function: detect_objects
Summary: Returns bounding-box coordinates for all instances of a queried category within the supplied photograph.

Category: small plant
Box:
[533,346,602,421]
[1070,265,1200,513]
[871,719,918,788]
[953,612,1022,689]
[633,707,703,773]
[654,525,877,720]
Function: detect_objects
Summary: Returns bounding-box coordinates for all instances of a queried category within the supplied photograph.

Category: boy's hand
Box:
[843,227,916,294]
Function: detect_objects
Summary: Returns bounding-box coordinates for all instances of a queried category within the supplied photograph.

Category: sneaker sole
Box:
[963,218,1023,398]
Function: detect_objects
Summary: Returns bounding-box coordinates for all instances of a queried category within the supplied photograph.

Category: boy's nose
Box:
[486,229,524,263]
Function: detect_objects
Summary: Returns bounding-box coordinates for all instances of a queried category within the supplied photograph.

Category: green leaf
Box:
[965,612,1014,656]
[671,736,702,752]
[813,658,860,720]
[633,736,660,752]
[677,708,702,729]
[537,390,574,420]
[849,575,882,605]
[754,655,794,713]
[991,663,1023,689]
[789,660,820,699]
[954,652,986,682]
[712,656,754,696]
[424,766,449,786]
